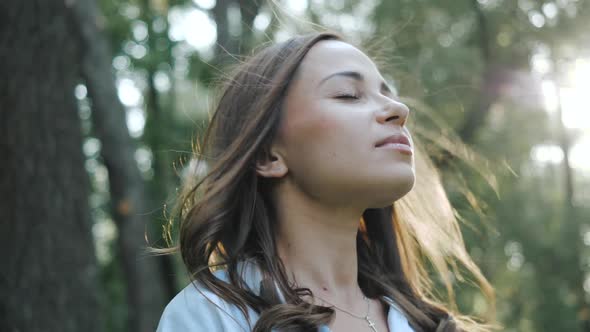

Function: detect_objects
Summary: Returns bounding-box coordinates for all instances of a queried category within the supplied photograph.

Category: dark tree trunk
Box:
[212,0,261,63]
[213,0,240,61]
[457,0,497,143]
[68,0,168,330]
[553,58,589,332]
[435,0,506,169]
[138,0,179,302]
[0,1,101,331]
[142,68,179,302]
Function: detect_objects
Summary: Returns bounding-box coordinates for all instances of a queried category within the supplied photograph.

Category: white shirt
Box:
[157,261,416,332]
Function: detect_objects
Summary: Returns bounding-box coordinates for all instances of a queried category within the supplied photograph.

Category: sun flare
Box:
[539,58,590,172]
[561,59,590,130]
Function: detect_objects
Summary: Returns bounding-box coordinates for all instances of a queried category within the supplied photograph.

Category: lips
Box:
[374,133,412,148]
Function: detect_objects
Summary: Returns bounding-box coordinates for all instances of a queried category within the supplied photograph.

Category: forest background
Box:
[2,0,590,331]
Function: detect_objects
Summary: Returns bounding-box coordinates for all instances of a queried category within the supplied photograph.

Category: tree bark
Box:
[67,0,168,330]
[0,1,101,331]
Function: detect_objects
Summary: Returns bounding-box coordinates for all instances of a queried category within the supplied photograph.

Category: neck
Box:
[273,183,365,303]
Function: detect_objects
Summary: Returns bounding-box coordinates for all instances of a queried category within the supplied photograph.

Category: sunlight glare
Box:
[570,134,590,173]
[192,0,215,10]
[530,144,564,165]
[126,107,146,138]
[561,59,590,129]
[117,78,143,107]
[541,79,559,113]
[168,7,217,52]
[541,58,590,129]
[285,0,309,13]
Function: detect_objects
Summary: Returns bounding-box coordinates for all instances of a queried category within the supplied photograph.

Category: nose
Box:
[377,98,410,127]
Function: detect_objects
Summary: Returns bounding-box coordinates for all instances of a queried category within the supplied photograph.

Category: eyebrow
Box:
[317,70,394,95]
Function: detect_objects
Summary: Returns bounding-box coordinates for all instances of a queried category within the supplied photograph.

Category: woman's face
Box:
[275,40,414,208]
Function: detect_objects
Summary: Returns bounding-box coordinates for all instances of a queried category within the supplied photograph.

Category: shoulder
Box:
[156,270,258,332]
[382,296,416,332]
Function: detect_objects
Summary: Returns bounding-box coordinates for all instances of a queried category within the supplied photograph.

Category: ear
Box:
[256,148,288,179]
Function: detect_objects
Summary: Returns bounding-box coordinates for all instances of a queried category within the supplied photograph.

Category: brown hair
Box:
[164,31,495,332]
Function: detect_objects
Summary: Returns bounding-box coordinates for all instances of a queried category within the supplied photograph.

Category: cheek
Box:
[281,110,336,148]
[281,111,369,176]
[278,98,371,169]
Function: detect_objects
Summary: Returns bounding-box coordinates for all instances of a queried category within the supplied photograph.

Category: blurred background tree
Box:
[2,0,590,331]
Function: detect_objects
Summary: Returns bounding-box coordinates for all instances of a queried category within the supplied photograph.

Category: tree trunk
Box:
[0,1,101,331]
[67,0,168,330]
[212,0,260,62]
[458,0,497,143]
[213,0,240,63]
[553,58,589,332]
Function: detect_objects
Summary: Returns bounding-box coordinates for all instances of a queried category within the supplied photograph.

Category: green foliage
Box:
[87,0,590,330]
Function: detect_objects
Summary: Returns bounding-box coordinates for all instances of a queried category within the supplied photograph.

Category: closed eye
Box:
[334,93,360,100]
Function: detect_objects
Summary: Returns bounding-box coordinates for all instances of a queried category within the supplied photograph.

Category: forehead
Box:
[297,40,382,83]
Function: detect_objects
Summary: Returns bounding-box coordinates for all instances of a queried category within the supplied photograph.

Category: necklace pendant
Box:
[365,316,378,332]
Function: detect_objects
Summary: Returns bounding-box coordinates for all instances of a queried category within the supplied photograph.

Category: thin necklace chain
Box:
[316,295,379,332]
[317,295,370,320]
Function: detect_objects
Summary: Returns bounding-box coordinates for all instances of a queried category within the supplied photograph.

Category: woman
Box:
[157,31,494,332]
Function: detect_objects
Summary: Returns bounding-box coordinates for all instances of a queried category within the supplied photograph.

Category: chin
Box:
[367,173,416,208]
